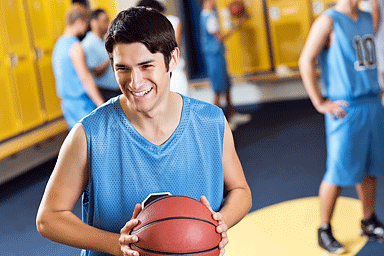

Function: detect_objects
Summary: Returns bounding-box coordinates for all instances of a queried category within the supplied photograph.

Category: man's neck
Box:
[63,26,79,37]
[92,30,104,40]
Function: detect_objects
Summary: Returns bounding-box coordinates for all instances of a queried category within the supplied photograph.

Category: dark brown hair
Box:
[105,7,177,71]
[66,3,91,26]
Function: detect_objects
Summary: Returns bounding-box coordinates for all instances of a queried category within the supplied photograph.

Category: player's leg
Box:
[356,175,376,220]
[318,181,345,254]
[319,181,340,225]
[213,92,220,108]
[357,99,384,242]
[225,89,235,117]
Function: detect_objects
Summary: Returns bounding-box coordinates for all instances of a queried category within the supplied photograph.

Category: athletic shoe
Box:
[318,225,346,254]
[361,213,384,243]
[228,113,251,130]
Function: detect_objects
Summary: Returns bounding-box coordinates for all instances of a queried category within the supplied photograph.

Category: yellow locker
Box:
[42,0,71,41]
[88,0,119,20]
[266,0,312,69]
[0,32,21,141]
[217,0,271,76]
[0,0,45,131]
[311,0,336,20]
[23,0,63,121]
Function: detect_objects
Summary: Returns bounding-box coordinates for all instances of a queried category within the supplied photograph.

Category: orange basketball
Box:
[131,195,221,256]
[228,0,246,18]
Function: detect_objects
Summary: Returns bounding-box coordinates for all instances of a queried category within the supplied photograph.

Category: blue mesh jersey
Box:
[200,10,225,55]
[80,96,225,256]
[52,35,96,129]
[318,9,382,101]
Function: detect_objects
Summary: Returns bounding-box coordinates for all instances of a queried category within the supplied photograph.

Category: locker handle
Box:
[9,53,18,67]
[34,48,44,60]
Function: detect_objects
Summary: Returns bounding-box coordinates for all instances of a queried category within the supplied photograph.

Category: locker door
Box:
[311,0,336,20]
[266,0,312,69]
[217,0,271,76]
[24,0,62,120]
[89,0,119,20]
[43,0,71,41]
[0,32,21,141]
[0,0,45,131]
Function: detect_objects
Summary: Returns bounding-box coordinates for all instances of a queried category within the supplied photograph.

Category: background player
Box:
[299,0,384,253]
[198,0,251,131]
[82,9,121,101]
[52,4,104,129]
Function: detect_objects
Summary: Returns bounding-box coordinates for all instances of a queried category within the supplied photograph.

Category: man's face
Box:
[112,42,178,114]
[78,19,89,37]
[97,12,110,37]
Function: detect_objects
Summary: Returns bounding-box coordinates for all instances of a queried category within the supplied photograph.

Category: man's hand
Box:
[315,99,349,119]
[119,204,142,256]
[200,196,229,256]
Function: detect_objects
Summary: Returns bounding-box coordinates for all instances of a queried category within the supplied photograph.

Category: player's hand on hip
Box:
[119,203,142,256]
[316,99,348,119]
[200,196,229,256]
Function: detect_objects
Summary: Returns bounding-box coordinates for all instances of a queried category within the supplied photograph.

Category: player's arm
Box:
[92,58,111,77]
[298,14,347,118]
[219,118,252,228]
[36,124,123,256]
[70,42,105,107]
[200,119,252,256]
[208,13,245,42]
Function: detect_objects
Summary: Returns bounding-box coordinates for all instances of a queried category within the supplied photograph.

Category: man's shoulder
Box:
[81,97,119,123]
[186,96,223,117]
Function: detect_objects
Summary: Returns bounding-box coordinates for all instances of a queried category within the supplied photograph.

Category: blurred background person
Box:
[52,3,104,129]
[82,9,121,101]
[137,0,189,96]
[198,0,251,131]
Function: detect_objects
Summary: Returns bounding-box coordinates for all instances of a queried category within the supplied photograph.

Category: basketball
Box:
[131,195,221,256]
[228,0,246,19]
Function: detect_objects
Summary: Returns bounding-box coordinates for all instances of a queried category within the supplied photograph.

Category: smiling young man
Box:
[37,7,252,256]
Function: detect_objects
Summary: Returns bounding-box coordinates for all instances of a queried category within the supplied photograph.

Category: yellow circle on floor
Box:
[225,197,368,255]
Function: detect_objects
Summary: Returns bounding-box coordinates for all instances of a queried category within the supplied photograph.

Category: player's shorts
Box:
[323,96,384,186]
[204,53,231,93]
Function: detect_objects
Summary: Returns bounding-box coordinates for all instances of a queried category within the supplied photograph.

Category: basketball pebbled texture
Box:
[131,195,221,255]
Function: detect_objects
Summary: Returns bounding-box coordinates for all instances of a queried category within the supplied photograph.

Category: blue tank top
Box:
[200,10,225,55]
[80,96,225,256]
[52,35,97,128]
[318,9,381,101]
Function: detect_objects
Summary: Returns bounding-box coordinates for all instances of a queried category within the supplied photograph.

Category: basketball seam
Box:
[141,195,193,214]
[132,216,217,234]
[131,244,219,255]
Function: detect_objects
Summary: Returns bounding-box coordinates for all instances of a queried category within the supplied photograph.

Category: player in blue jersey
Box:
[37,7,252,256]
[52,4,105,129]
[299,0,384,253]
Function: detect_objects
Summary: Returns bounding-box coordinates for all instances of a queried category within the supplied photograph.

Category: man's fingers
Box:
[120,219,139,234]
[334,100,349,107]
[119,234,138,245]
[200,195,214,213]
[131,204,142,219]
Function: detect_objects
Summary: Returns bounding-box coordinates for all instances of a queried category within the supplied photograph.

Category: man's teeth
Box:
[132,88,151,97]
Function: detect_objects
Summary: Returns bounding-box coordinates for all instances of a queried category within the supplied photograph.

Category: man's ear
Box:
[168,47,180,73]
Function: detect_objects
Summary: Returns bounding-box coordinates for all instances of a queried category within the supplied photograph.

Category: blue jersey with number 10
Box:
[318,8,382,101]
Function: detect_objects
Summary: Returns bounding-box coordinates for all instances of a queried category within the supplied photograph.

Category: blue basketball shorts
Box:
[323,97,384,187]
[204,53,231,93]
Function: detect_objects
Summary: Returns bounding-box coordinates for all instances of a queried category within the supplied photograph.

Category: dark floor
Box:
[1,99,383,255]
